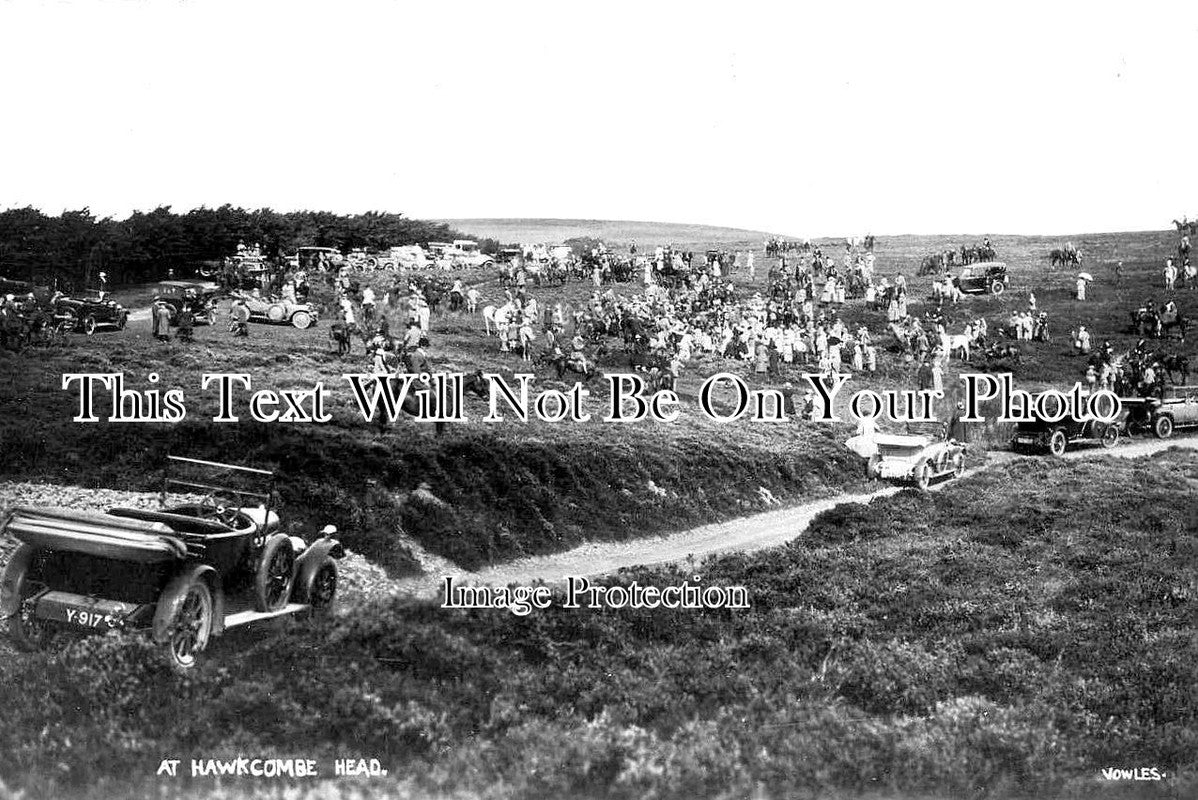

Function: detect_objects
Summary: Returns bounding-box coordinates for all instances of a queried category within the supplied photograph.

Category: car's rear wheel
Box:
[82,314,97,335]
[164,579,213,671]
[4,545,51,651]
[255,535,296,612]
[867,453,882,479]
[205,308,216,326]
[1048,429,1068,456]
[1153,414,1174,439]
[266,304,287,323]
[990,280,1005,295]
[291,310,313,330]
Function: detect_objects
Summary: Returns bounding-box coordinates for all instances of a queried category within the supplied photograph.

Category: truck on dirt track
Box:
[0,457,344,670]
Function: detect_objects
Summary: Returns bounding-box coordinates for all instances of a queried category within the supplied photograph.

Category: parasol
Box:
[1078,272,1093,281]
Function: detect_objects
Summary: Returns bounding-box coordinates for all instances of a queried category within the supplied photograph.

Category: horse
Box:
[1157,353,1191,385]
[946,329,976,362]
[1049,248,1082,267]
[542,350,602,383]
[1160,306,1188,341]
[329,322,355,357]
[1130,308,1162,338]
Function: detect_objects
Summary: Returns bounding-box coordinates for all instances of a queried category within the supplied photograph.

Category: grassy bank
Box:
[0,399,865,573]
[2,450,1193,799]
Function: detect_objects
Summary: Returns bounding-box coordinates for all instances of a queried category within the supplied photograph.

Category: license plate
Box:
[34,591,140,630]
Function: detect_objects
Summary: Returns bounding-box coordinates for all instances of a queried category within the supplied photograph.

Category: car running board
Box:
[223,603,309,629]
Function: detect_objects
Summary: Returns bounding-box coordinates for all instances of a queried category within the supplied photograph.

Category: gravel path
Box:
[2,435,1195,609]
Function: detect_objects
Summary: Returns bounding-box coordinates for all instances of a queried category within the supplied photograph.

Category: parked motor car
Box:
[0,457,343,670]
[1010,402,1120,456]
[866,422,966,490]
[1123,386,1198,439]
[51,290,128,334]
[153,280,222,326]
[953,261,1009,295]
[231,291,319,329]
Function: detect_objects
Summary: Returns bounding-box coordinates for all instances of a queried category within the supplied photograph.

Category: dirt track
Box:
[436,436,1198,594]
[3,437,1196,607]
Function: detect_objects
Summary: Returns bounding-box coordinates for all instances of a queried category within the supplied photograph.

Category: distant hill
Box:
[439,218,783,250]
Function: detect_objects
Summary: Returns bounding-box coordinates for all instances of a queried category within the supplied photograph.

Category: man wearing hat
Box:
[800,390,815,421]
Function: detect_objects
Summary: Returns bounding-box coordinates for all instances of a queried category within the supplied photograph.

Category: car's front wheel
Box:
[1100,422,1120,449]
[952,451,966,478]
[82,314,97,336]
[1153,414,1174,439]
[297,557,339,619]
[915,461,932,491]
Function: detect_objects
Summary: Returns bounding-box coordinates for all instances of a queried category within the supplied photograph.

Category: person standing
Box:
[154,301,172,342]
[361,285,377,324]
[1076,274,1087,301]
[230,298,250,337]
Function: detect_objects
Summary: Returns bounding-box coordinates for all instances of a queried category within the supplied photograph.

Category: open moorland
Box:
[1,220,1194,798]
[0,449,1193,800]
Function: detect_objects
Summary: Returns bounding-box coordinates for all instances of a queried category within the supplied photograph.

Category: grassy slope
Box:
[0,224,1188,574]
[2,450,1193,799]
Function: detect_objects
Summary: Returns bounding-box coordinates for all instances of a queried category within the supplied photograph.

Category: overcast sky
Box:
[1,1,1194,236]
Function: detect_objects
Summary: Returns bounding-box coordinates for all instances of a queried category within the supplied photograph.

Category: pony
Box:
[329,322,355,357]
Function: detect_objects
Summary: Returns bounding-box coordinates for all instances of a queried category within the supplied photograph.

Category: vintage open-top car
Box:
[1010,393,1121,455]
[1122,386,1198,439]
[231,290,319,329]
[866,422,966,490]
[51,290,128,334]
[953,261,1009,295]
[0,457,343,670]
[153,280,222,326]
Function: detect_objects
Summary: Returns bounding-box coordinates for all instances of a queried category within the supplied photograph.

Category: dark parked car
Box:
[51,290,128,334]
[1011,405,1119,455]
[953,261,1009,295]
[0,457,343,670]
[153,280,222,326]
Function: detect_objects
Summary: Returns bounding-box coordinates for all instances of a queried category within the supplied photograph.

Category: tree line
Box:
[0,205,489,286]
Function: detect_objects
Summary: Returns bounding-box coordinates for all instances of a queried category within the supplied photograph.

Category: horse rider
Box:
[401,320,432,375]
[568,333,590,373]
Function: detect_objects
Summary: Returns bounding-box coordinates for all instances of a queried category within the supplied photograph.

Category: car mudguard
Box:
[295,538,344,572]
[294,538,344,604]
[153,564,225,641]
[0,543,36,618]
